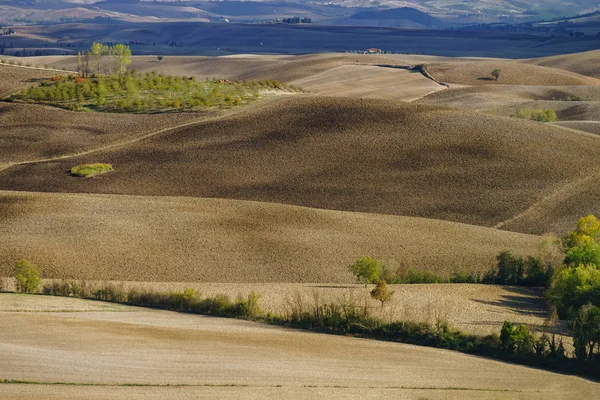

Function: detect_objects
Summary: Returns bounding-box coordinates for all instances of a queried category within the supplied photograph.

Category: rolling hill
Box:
[0,190,541,282]
[523,49,600,79]
[427,60,600,86]
[1,96,600,234]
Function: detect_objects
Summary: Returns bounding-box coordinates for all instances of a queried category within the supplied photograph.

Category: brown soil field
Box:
[0,64,66,98]
[2,295,597,400]
[0,191,540,282]
[291,65,444,101]
[427,60,600,86]
[0,102,214,169]
[523,49,600,79]
[2,96,600,233]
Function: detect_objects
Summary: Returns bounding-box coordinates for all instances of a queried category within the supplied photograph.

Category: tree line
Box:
[77,42,132,77]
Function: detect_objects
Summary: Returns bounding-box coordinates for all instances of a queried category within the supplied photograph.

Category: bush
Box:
[70,163,113,178]
[14,260,41,293]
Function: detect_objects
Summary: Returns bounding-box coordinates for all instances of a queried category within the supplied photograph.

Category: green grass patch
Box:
[9,72,303,113]
[70,163,113,178]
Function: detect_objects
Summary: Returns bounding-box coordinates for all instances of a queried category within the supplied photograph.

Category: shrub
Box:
[14,259,41,293]
[491,68,501,81]
[370,280,394,309]
[70,163,113,178]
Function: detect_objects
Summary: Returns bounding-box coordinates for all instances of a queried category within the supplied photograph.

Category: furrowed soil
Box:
[0,191,540,282]
[1,294,597,400]
[2,96,600,234]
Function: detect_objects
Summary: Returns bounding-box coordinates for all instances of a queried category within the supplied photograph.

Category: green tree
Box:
[572,305,600,362]
[547,264,600,319]
[157,55,164,62]
[491,68,501,81]
[14,259,41,293]
[88,42,109,76]
[500,321,535,355]
[370,280,394,309]
[112,44,132,76]
[348,257,382,286]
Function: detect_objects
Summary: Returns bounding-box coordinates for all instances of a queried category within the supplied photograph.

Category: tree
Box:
[491,68,501,81]
[112,44,132,76]
[157,55,164,62]
[547,264,600,319]
[348,257,382,287]
[14,259,41,293]
[77,51,83,77]
[572,305,600,362]
[370,280,394,309]
[89,42,109,76]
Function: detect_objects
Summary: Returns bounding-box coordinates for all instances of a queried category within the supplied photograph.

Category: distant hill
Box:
[351,7,442,27]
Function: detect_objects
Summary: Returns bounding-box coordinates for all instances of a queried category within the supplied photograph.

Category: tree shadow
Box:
[470,286,547,318]
[477,77,496,81]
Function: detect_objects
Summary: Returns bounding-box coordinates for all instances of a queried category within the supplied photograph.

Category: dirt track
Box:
[1,294,597,400]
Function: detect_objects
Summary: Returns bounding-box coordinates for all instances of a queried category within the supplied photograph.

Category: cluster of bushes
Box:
[347,254,549,287]
[511,108,557,123]
[11,70,301,112]
[70,163,113,178]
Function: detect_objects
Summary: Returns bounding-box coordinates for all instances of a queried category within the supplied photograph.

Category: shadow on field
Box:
[470,286,547,318]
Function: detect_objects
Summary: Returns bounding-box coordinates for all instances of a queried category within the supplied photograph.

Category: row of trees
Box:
[77,42,132,77]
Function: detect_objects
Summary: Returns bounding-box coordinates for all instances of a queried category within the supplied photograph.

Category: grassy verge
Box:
[70,163,113,178]
[0,280,589,381]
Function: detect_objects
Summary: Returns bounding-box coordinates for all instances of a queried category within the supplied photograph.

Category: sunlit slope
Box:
[0,191,540,281]
[523,50,600,79]
[428,61,600,86]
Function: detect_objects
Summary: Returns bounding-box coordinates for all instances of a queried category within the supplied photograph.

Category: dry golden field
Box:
[1,96,600,233]
[1,294,597,400]
[0,191,540,282]
[427,60,600,86]
[523,49,600,79]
